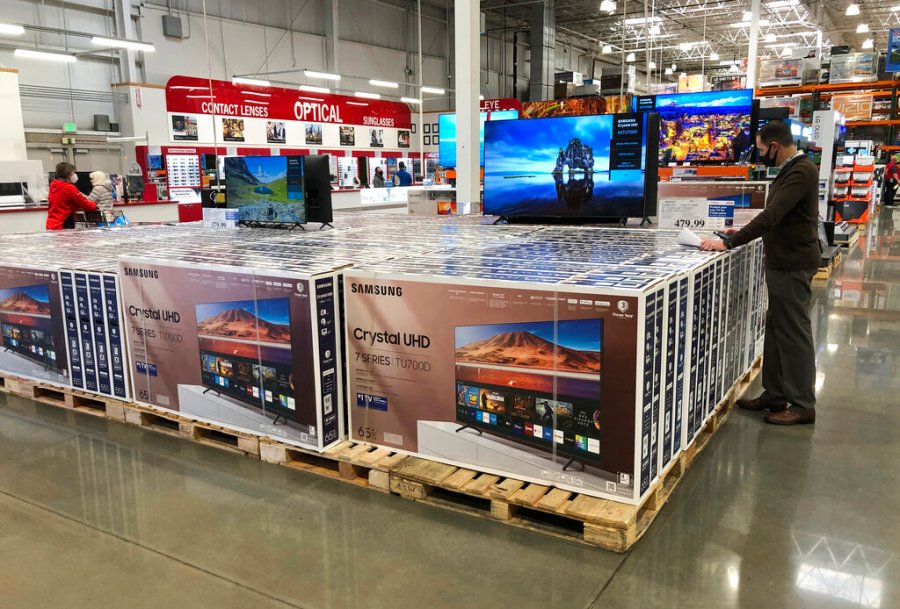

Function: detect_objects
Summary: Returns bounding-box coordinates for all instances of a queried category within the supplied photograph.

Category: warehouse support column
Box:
[324,0,340,74]
[113,0,137,82]
[455,0,480,206]
[528,1,555,101]
[746,0,761,89]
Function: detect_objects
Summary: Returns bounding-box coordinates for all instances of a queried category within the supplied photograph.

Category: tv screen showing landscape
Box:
[643,89,754,163]
[438,110,519,168]
[483,113,657,220]
[454,319,603,462]
[0,284,59,370]
[195,297,296,415]
[224,156,306,224]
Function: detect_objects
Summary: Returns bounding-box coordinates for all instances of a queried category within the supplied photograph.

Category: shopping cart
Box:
[73,209,130,229]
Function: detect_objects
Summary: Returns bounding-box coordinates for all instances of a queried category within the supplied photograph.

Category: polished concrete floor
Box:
[1,209,899,609]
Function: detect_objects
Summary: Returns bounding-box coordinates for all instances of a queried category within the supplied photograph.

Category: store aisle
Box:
[1,208,898,609]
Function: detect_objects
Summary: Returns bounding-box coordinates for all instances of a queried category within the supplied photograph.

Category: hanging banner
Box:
[888,29,900,72]
[165,76,412,129]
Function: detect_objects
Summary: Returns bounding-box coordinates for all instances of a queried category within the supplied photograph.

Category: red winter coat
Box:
[46,179,98,230]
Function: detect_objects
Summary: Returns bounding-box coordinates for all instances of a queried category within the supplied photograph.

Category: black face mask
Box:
[760,144,779,167]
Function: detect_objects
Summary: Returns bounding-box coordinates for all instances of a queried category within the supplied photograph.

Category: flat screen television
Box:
[454,319,603,465]
[0,284,60,371]
[483,112,658,220]
[636,89,755,163]
[303,155,333,225]
[195,297,297,421]
[438,110,519,167]
[223,156,306,225]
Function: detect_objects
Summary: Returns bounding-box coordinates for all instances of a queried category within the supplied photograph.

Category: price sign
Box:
[658,198,734,231]
[202,208,238,229]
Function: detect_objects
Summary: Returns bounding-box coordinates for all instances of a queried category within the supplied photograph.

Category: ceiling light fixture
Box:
[648,24,661,36]
[743,10,752,21]
[649,60,657,69]
[369,79,399,88]
[90,36,155,52]
[730,19,770,27]
[764,33,777,42]
[862,38,874,48]
[14,48,76,62]
[626,52,636,62]
[781,47,792,56]
[671,63,677,71]
[304,69,341,81]
[601,44,613,54]
[354,91,381,99]
[600,0,616,13]
[400,97,422,104]
[846,3,860,16]
[299,84,330,93]
[709,51,720,60]
[665,67,673,75]
[479,95,485,100]
[765,0,799,8]
[421,86,446,95]
[0,23,26,36]
[232,77,270,87]
[624,16,662,25]
[856,23,869,33]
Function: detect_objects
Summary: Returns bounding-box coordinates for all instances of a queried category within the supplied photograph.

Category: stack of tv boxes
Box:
[0,218,765,505]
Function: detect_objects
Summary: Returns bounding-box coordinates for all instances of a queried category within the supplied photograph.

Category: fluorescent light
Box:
[369,79,399,88]
[421,86,446,95]
[626,52,636,62]
[709,51,720,60]
[400,97,422,104]
[304,69,341,81]
[242,90,271,97]
[765,0,799,8]
[601,44,612,54]
[665,67,673,75]
[846,3,860,16]
[679,42,694,51]
[671,63,677,71]
[862,38,874,49]
[766,41,798,47]
[479,95,485,100]
[781,47,792,57]
[764,33,777,42]
[648,24,661,36]
[893,5,900,11]
[232,77,270,86]
[600,0,616,13]
[743,10,752,21]
[624,16,661,25]
[649,60,657,69]
[354,91,381,99]
[14,48,76,63]
[91,36,155,52]
[856,23,869,33]
[0,23,25,36]
[730,19,770,27]
[299,84,330,93]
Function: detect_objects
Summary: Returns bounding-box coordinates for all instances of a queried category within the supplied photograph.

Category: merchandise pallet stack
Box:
[0,217,766,551]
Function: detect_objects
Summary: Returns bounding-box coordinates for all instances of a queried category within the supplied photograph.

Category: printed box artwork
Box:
[120,258,343,451]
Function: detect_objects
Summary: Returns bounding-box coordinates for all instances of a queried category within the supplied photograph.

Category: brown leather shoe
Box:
[765,407,816,425]
[737,396,788,412]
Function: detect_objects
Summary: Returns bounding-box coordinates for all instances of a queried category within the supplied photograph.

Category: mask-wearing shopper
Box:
[46,162,98,230]
[393,162,413,187]
[88,171,115,221]
[699,120,819,425]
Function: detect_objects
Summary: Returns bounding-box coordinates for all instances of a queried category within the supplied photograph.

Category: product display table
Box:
[0,201,180,234]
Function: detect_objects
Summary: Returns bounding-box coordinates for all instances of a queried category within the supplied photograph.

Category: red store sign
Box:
[165,75,413,129]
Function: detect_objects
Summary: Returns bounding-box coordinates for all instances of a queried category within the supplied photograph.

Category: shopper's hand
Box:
[720,228,739,236]
[700,239,728,252]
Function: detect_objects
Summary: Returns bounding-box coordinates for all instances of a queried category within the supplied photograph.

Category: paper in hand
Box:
[677,228,702,248]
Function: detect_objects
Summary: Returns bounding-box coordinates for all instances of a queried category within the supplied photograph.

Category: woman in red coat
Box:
[46,162,98,230]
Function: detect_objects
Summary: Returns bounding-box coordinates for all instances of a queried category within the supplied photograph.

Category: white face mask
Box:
[69,173,79,184]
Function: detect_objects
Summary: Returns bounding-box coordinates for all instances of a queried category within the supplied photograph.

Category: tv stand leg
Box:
[640,216,652,227]
[455,424,483,435]
[562,457,586,471]
[492,216,509,225]
[272,413,287,426]
[202,387,220,396]
[319,222,334,230]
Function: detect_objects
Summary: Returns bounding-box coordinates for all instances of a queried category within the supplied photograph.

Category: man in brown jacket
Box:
[700,120,819,425]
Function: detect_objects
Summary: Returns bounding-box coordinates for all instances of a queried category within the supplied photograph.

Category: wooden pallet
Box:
[387,355,763,552]
[0,355,763,552]
[813,251,842,285]
[837,230,860,250]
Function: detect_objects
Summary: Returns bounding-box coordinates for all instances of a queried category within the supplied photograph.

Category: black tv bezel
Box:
[303,155,333,224]
[483,111,659,222]
[195,296,297,420]
[452,318,603,464]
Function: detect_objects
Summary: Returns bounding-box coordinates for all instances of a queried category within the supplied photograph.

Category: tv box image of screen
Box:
[483,112,658,220]
[195,297,299,423]
[453,319,602,466]
[0,268,69,387]
[119,258,343,452]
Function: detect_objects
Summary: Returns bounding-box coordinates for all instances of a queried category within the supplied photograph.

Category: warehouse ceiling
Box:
[482,0,900,74]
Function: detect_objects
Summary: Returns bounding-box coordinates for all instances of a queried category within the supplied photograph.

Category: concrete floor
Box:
[1,209,898,609]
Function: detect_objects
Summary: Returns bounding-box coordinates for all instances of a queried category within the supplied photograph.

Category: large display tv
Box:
[483,112,658,221]
[454,319,603,466]
[0,284,60,371]
[635,89,755,163]
[195,297,297,422]
[438,110,519,167]
[224,156,305,225]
